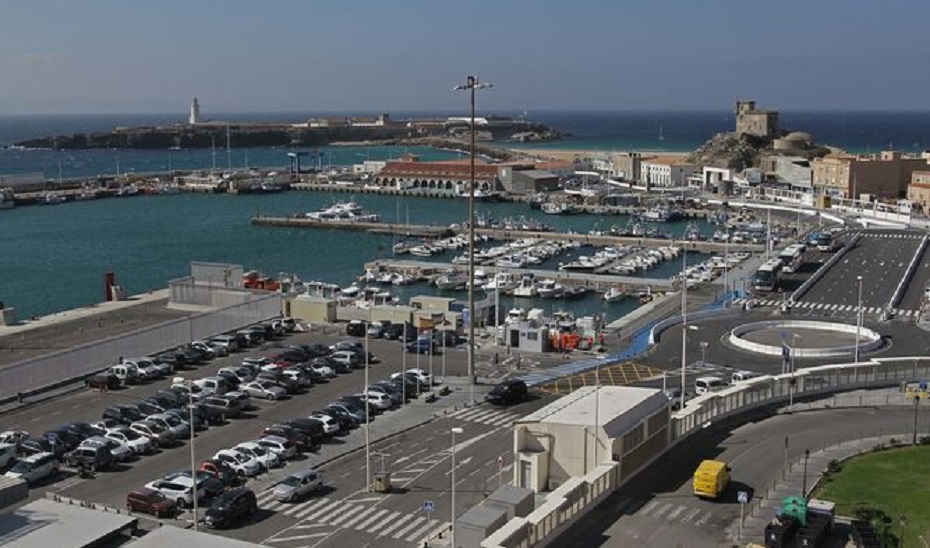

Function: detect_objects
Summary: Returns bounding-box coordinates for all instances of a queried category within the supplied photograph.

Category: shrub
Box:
[889,438,899,446]
[872,443,885,453]
[826,459,843,475]
[919,435,930,445]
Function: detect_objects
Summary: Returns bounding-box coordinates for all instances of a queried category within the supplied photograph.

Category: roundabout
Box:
[728,320,884,359]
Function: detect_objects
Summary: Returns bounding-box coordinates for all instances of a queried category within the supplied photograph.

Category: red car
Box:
[127,487,177,518]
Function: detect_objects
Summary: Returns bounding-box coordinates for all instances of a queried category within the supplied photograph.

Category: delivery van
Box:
[693,459,730,499]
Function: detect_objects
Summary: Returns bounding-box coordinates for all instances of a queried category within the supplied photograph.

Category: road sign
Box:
[423,500,434,512]
[497,455,504,469]
[738,491,749,504]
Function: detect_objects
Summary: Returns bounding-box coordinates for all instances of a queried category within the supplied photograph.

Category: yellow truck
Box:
[693,459,730,499]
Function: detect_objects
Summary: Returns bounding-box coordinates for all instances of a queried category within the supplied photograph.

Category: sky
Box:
[1,0,928,114]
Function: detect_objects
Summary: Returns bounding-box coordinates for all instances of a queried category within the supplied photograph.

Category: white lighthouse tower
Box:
[189,97,201,125]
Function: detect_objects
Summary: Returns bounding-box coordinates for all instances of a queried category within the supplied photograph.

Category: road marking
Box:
[404,519,437,542]
[444,456,474,475]
[340,471,352,478]
[328,504,365,526]
[695,510,712,526]
[282,498,324,517]
[680,508,702,523]
[393,516,426,539]
[356,508,390,531]
[349,496,383,504]
[342,505,380,528]
[293,498,333,519]
[388,476,414,483]
[652,502,672,518]
[640,500,659,515]
[404,468,427,473]
[294,522,330,529]
[301,498,342,521]
[378,512,415,536]
[267,532,332,542]
[666,505,686,521]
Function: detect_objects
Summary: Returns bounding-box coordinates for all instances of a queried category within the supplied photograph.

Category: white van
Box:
[108,364,140,385]
[731,371,763,383]
[694,376,728,395]
[193,376,230,395]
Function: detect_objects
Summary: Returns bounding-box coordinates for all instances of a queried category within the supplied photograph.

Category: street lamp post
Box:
[855,276,863,362]
[914,394,921,446]
[453,76,492,404]
[188,387,197,530]
[365,322,371,492]
[451,426,464,548]
[700,341,709,366]
[802,449,810,495]
[680,250,688,407]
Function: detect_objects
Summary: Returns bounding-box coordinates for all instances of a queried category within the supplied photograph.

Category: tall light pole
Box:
[451,426,464,548]
[914,394,921,446]
[364,319,371,492]
[183,382,198,530]
[680,250,689,407]
[453,75,493,403]
[855,275,863,362]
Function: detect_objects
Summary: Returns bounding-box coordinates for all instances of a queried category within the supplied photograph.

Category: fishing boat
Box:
[434,269,467,291]
[0,188,13,210]
[603,286,626,303]
[563,286,589,300]
[43,193,67,205]
[537,279,564,299]
[638,206,682,223]
[512,274,538,298]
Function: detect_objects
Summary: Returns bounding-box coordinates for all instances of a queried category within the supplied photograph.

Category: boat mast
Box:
[226,124,232,172]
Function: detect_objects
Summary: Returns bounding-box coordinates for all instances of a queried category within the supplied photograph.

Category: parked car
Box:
[308,362,335,379]
[261,425,316,452]
[241,380,287,401]
[130,420,176,448]
[123,358,163,380]
[63,422,105,441]
[199,458,241,488]
[357,391,392,411]
[193,402,227,425]
[126,487,178,518]
[326,403,367,425]
[102,405,145,425]
[165,470,226,499]
[281,317,297,332]
[272,469,323,502]
[487,379,529,405]
[306,413,341,437]
[105,427,155,455]
[254,436,297,460]
[144,478,204,509]
[368,384,402,406]
[234,441,281,469]
[393,368,433,387]
[201,395,243,419]
[366,321,385,339]
[0,444,17,471]
[283,418,326,444]
[86,372,121,390]
[203,487,257,529]
[209,335,239,353]
[329,350,360,369]
[213,449,262,477]
[218,367,254,385]
[42,429,82,451]
[193,376,230,395]
[163,407,205,432]
[20,437,68,460]
[339,395,380,416]
[4,452,59,484]
[64,445,114,472]
[345,320,367,337]
[136,399,167,416]
[321,405,361,428]
[79,436,132,462]
[147,414,191,440]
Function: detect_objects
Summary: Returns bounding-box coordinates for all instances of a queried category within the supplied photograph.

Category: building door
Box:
[509,329,520,349]
[519,460,532,489]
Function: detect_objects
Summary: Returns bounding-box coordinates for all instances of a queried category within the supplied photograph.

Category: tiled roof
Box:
[377,161,499,179]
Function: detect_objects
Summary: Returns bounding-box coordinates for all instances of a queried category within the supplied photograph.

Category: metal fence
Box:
[0,294,282,401]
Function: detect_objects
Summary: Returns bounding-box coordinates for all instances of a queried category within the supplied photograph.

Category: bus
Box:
[751,258,783,293]
[808,232,838,252]
[778,244,806,273]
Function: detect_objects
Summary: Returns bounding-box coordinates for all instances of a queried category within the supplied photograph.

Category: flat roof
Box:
[0,498,137,548]
[517,386,667,438]
[128,525,265,548]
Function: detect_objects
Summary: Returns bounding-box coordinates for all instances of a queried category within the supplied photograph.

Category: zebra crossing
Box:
[621,496,724,529]
[258,490,451,543]
[870,233,923,240]
[445,406,521,427]
[734,298,918,317]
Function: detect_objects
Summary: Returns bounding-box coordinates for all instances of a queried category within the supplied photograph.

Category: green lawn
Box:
[814,445,930,546]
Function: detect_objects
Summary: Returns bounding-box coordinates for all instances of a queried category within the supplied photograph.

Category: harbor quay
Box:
[251,215,765,254]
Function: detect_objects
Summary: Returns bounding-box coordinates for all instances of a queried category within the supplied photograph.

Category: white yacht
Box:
[483,272,517,294]
[603,286,626,303]
[504,307,527,324]
[512,274,538,298]
[435,270,467,291]
[536,279,564,299]
[495,254,527,268]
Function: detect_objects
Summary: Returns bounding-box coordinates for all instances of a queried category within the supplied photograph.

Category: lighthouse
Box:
[189,97,201,125]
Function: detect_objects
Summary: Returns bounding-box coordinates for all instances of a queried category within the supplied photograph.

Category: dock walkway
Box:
[363,259,675,291]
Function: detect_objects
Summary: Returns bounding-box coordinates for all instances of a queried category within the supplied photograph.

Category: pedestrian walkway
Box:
[445,406,521,427]
[257,490,451,544]
[732,298,917,317]
[728,433,910,544]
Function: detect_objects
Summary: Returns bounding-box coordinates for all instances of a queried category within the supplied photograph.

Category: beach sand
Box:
[507,147,689,161]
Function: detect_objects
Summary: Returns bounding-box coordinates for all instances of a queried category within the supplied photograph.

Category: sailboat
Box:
[658,124,665,141]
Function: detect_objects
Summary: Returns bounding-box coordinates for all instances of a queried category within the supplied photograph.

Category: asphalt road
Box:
[897,237,930,312]
[551,406,925,547]
[801,232,922,312]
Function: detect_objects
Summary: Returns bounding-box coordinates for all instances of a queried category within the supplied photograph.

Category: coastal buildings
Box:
[735,100,779,138]
[640,156,695,188]
[760,155,813,190]
[908,171,930,215]
[373,160,501,195]
[812,150,928,199]
[498,167,560,194]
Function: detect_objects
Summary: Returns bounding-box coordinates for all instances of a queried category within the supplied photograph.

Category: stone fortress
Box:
[735,100,780,139]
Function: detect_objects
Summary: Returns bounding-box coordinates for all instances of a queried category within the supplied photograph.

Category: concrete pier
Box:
[363,259,676,292]
[252,215,765,253]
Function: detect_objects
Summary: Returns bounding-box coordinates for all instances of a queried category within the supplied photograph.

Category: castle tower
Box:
[189,97,201,125]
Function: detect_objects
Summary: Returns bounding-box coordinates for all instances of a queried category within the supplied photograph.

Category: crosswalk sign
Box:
[738,491,749,504]
[423,500,434,512]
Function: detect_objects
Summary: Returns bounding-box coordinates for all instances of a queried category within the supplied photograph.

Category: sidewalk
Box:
[729,433,909,544]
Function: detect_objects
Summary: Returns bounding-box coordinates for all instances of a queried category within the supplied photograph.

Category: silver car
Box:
[273,468,323,502]
[242,380,287,400]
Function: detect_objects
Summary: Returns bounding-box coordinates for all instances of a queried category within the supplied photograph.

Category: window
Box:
[527,332,538,341]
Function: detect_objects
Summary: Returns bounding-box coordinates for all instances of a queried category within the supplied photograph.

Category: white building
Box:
[640,157,695,187]
[513,386,669,491]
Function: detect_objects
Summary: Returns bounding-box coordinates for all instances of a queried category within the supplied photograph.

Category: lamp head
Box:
[451,427,464,434]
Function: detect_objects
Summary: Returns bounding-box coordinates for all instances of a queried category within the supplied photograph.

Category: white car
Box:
[213,449,263,477]
[254,436,298,460]
[241,380,287,400]
[147,414,190,440]
[4,452,58,484]
[307,413,340,435]
[106,427,155,455]
[0,430,29,449]
[242,357,274,369]
[0,444,17,470]
[392,368,432,386]
[356,392,392,411]
[309,363,335,379]
[80,436,132,462]
[234,441,282,469]
[145,478,204,509]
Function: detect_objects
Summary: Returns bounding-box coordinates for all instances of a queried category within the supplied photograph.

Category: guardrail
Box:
[888,232,929,315]
[727,320,883,359]
[648,306,741,345]
[481,355,930,548]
